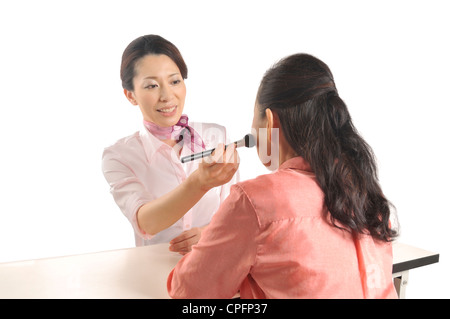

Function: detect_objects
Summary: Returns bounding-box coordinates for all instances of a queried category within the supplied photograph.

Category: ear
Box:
[124,89,138,105]
[265,108,274,143]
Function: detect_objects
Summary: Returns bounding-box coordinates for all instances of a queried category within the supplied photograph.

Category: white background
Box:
[1,0,448,298]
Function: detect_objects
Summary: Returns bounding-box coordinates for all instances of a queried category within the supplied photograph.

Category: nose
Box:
[159,84,174,102]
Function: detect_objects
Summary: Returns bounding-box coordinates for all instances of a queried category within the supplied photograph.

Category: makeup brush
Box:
[180,133,255,163]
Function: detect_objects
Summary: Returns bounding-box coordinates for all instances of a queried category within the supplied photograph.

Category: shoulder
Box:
[220,174,278,228]
[238,168,319,196]
[102,131,143,161]
[232,173,276,207]
[235,173,278,201]
[233,169,324,224]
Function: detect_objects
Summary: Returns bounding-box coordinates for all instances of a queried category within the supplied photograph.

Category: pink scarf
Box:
[143,114,205,152]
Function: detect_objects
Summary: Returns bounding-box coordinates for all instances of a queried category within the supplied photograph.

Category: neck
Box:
[143,115,206,153]
[263,129,298,171]
[278,131,298,166]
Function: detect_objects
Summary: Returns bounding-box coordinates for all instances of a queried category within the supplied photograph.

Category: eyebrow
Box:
[143,73,180,80]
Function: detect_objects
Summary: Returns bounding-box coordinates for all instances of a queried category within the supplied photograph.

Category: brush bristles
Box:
[235,134,255,148]
[244,134,256,148]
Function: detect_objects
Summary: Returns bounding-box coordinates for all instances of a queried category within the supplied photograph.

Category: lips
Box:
[157,105,177,113]
[157,105,178,117]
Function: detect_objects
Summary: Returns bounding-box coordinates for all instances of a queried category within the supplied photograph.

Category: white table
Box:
[0,243,182,299]
[0,242,439,298]
[392,242,439,298]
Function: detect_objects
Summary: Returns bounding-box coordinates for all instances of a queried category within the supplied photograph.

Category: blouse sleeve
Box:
[102,147,154,240]
[219,168,240,203]
[217,125,241,203]
[167,184,260,298]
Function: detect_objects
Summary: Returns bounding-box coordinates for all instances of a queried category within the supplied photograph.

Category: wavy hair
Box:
[257,53,398,242]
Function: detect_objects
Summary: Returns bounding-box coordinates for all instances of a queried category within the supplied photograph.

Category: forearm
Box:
[167,186,258,298]
[137,170,209,236]
[138,143,239,236]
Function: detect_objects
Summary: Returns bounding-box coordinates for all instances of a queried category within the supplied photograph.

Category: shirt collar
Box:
[139,125,196,164]
[278,156,313,172]
[139,126,171,163]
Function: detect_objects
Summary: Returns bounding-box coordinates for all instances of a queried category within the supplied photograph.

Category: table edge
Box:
[392,253,440,273]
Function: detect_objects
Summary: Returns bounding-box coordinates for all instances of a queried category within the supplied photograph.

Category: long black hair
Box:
[257,53,398,242]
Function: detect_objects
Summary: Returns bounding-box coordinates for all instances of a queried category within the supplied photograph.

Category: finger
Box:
[170,230,196,245]
[169,235,198,252]
[169,241,188,252]
[170,242,191,253]
[201,144,223,165]
[169,239,186,252]
[233,149,240,165]
[211,143,225,163]
[224,149,240,176]
[224,143,237,163]
[201,153,215,165]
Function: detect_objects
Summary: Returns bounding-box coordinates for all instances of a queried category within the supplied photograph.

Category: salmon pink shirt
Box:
[102,122,239,246]
[167,156,397,298]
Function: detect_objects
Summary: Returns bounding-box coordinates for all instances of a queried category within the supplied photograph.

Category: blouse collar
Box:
[278,156,313,172]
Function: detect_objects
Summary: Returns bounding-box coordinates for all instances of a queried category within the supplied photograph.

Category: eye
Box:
[145,84,158,89]
[172,79,181,85]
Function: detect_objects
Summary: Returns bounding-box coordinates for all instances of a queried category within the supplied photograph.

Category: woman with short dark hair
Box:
[102,35,239,254]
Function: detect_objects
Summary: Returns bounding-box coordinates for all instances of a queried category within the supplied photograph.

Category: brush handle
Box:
[180,148,215,163]
[180,142,238,163]
[180,134,254,163]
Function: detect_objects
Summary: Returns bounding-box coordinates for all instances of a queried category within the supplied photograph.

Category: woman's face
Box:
[126,54,186,127]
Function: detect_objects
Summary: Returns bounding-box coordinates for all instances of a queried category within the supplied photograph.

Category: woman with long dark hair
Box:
[168,53,398,298]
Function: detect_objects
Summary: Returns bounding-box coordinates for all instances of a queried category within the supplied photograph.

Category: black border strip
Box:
[392,253,440,274]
